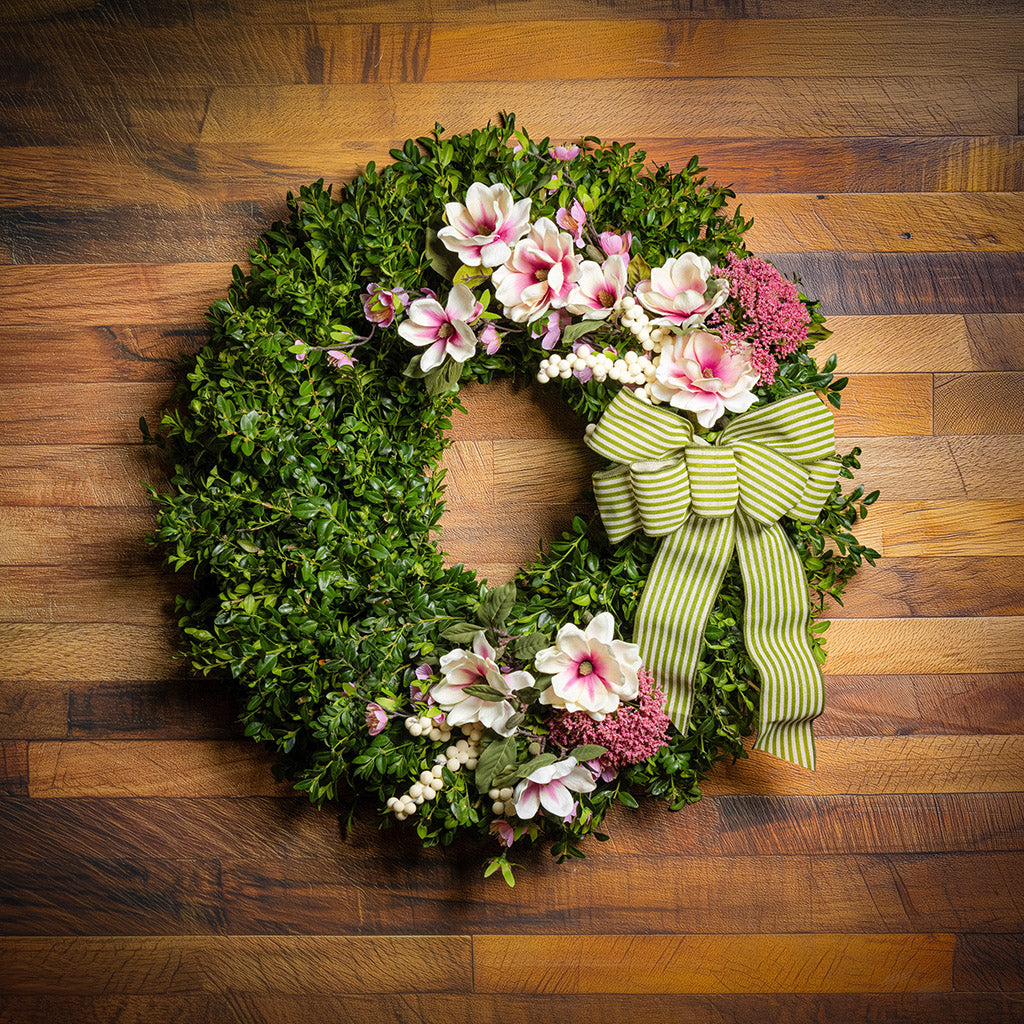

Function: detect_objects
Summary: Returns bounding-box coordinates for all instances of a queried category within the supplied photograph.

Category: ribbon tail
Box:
[734,512,824,770]
[636,516,734,734]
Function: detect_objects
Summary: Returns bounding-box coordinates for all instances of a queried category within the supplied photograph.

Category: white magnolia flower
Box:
[512,757,595,820]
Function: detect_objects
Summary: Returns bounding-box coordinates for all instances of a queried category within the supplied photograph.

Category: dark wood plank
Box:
[0,741,28,796]
[0,857,225,935]
[763,252,1024,314]
[714,793,1024,855]
[825,557,1024,618]
[2,993,1024,1024]
[0,935,473,994]
[220,852,1024,934]
[934,372,1024,434]
[821,674,1024,737]
[954,933,1024,991]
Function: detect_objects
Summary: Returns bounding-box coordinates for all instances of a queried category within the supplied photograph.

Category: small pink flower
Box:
[398,283,481,372]
[550,145,580,161]
[587,758,618,783]
[326,349,354,369]
[491,820,515,847]
[598,231,632,261]
[649,330,759,427]
[555,199,586,247]
[362,284,409,327]
[635,253,729,326]
[565,254,627,320]
[493,218,580,323]
[536,611,642,719]
[541,309,571,350]
[512,757,595,820]
[438,182,532,268]
[415,663,433,680]
[480,322,502,354]
[365,702,389,735]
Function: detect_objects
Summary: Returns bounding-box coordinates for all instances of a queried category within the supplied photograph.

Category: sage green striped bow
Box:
[586,389,841,770]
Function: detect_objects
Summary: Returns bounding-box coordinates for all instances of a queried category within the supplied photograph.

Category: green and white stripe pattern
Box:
[587,389,840,770]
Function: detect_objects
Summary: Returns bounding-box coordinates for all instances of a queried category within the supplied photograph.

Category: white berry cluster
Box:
[534,295,677,403]
[387,723,482,821]
[403,713,452,743]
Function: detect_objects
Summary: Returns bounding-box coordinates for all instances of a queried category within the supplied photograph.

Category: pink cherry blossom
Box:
[397,283,481,372]
[480,322,502,354]
[493,218,580,323]
[491,820,515,847]
[365,702,389,735]
[598,230,632,261]
[361,283,409,327]
[634,253,730,326]
[649,330,759,427]
[512,757,595,820]
[438,182,532,268]
[326,349,354,369]
[550,145,580,162]
[431,631,533,737]
[565,254,628,320]
[555,199,586,247]
[536,611,642,719]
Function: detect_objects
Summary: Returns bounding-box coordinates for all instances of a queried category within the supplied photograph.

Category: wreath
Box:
[148,118,878,884]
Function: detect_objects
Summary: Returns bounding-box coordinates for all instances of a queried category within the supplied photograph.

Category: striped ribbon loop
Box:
[586,389,841,770]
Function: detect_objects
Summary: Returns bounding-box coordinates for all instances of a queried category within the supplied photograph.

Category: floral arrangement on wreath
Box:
[148,118,878,884]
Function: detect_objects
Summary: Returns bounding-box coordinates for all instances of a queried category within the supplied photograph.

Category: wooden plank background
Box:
[1,1,1023,1020]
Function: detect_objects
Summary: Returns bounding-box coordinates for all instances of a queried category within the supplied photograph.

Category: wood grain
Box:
[933,372,1024,434]
[201,79,1019,144]
[0,935,472,994]
[472,933,954,993]
[871,501,1024,557]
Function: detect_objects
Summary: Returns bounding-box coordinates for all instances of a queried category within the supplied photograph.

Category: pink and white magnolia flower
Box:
[512,757,595,820]
[536,611,642,719]
[634,253,729,326]
[550,144,580,162]
[598,230,632,261]
[398,283,481,372]
[493,218,580,323]
[431,631,534,737]
[438,182,532,268]
[362,283,409,327]
[565,254,628,320]
[650,330,759,427]
[555,199,586,247]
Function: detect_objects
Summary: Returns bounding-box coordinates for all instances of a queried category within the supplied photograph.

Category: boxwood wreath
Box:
[148,118,879,884]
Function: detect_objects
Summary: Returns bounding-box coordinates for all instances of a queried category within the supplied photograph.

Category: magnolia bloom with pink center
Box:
[479,322,502,355]
[326,349,355,369]
[635,253,730,326]
[493,218,580,323]
[431,631,534,737]
[550,144,580,161]
[438,182,532,268]
[512,757,595,820]
[536,611,642,719]
[555,199,586,247]
[365,702,389,736]
[362,283,409,327]
[598,230,632,261]
[397,283,481,372]
[650,330,759,427]
[565,254,628,320]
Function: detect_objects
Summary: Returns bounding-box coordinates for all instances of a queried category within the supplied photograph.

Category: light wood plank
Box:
[0,935,472,994]
[701,736,1024,796]
[834,374,932,435]
[0,507,156,564]
[201,79,1019,144]
[825,617,1024,674]
[933,371,1024,434]
[472,933,953,993]
[742,193,1024,252]
[871,500,1024,556]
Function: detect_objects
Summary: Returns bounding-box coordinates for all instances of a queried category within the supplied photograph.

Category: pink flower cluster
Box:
[706,254,810,384]
[546,668,670,769]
